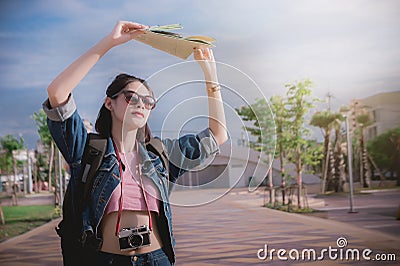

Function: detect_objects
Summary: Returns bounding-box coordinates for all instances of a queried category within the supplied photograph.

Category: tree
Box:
[32,110,55,192]
[0,134,25,205]
[269,95,291,203]
[0,135,25,175]
[368,127,400,186]
[236,98,276,189]
[310,111,339,193]
[330,113,346,192]
[355,113,373,188]
[285,79,319,208]
[236,98,276,154]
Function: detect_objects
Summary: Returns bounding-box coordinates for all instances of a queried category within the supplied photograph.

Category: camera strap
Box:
[112,138,153,237]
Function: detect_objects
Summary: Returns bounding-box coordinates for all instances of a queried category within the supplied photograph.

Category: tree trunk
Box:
[321,131,331,194]
[363,146,372,188]
[367,154,385,186]
[34,154,38,193]
[48,141,54,192]
[329,146,335,191]
[0,206,4,225]
[359,150,364,187]
[268,154,275,204]
[279,146,286,204]
[321,141,330,193]
[296,148,302,209]
[12,157,18,206]
[54,148,60,206]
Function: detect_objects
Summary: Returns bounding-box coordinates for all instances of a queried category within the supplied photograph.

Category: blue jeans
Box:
[95,249,172,266]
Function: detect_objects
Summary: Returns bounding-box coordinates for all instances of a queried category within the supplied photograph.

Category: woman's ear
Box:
[104,98,112,111]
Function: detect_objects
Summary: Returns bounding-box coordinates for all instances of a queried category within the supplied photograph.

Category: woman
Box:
[43,21,227,266]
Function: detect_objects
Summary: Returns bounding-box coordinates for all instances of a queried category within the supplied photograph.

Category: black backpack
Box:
[80,134,170,203]
[56,133,169,266]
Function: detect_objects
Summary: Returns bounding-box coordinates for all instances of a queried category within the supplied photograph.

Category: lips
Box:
[132,111,144,118]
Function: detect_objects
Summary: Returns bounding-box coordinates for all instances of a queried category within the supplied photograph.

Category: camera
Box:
[118,225,151,251]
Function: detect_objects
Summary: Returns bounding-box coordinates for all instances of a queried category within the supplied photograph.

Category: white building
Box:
[176,142,269,190]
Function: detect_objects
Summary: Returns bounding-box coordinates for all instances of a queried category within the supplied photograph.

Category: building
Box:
[175,142,322,193]
[353,91,400,142]
[176,142,269,190]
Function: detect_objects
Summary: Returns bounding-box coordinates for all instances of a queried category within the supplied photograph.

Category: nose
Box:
[136,97,145,109]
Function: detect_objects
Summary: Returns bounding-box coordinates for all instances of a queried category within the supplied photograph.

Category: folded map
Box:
[134,24,216,60]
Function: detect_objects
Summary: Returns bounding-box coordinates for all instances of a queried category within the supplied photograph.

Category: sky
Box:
[0,0,399,149]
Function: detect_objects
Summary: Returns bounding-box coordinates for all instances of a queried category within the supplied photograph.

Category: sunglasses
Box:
[113,90,156,110]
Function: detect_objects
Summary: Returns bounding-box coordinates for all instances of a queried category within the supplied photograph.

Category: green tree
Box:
[0,134,25,175]
[236,98,276,155]
[355,113,373,188]
[236,98,276,189]
[32,109,55,192]
[330,112,346,192]
[285,79,319,208]
[310,111,338,193]
[0,134,25,205]
[368,127,400,185]
[269,95,292,203]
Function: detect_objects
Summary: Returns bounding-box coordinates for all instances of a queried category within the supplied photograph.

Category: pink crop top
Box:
[104,151,160,216]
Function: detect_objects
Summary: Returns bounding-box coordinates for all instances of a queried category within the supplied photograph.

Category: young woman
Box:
[43,21,227,266]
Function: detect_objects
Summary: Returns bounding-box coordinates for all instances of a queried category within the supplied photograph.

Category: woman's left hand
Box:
[194,48,217,83]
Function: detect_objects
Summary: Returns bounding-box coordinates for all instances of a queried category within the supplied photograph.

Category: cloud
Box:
[1,0,400,148]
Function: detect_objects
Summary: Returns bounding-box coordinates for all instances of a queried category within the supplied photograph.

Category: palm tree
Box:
[330,113,346,191]
[310,111,338,193]
[356,113,373,188]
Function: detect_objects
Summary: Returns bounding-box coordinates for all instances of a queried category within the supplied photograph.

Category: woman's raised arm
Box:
[47,21,147,108]
[194,48,228,146]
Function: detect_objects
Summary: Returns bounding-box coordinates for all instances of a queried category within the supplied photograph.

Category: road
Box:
[0,188,399,265]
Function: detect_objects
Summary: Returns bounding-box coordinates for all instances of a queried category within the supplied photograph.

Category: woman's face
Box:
[106,80,153,131]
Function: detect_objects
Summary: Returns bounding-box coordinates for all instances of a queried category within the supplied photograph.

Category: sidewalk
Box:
[0,188,399,265]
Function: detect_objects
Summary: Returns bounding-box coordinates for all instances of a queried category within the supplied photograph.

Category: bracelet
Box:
[207,85,220,93]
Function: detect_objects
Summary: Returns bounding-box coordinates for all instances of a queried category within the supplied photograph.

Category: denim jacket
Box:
[43,95,219,264]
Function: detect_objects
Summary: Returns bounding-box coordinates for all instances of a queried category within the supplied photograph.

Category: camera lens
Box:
[128,234,143,248]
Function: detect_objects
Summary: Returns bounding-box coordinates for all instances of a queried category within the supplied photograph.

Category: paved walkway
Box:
[0,188,399,265]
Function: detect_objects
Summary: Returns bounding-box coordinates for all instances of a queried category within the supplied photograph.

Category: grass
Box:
[0,205,59,243]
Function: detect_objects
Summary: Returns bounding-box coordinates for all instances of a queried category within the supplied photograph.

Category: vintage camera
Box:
[118,225,151,251]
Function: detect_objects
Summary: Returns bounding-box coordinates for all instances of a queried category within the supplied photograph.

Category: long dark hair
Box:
[95,73,154,143]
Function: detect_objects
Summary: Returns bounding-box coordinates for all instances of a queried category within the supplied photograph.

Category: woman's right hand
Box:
[47,21,148,108]
[107,21,148,47]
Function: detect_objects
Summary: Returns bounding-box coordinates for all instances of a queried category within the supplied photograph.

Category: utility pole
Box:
[326,92,334,113]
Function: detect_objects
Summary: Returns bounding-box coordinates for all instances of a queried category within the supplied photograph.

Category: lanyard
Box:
[112,138,153,236]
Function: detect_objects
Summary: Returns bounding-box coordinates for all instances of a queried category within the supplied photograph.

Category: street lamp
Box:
[345,114,356,213]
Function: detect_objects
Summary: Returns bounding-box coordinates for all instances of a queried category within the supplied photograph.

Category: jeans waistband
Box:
[98,248,168,265]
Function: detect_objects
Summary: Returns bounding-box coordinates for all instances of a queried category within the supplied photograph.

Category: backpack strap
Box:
[79,135,169,203]
[146,138,170,183]
[80,133,107,203]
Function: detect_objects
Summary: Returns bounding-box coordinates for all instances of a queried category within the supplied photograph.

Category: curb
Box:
[0,217,61,251]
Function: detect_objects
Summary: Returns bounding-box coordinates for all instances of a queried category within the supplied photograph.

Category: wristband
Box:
[207,85,220,93]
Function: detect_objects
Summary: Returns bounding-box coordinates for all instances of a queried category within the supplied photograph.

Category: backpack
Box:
[81,134,170,201]
[56,133,169,266]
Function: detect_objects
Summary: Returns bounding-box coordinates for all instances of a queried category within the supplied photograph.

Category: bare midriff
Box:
[100,210,162,255]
